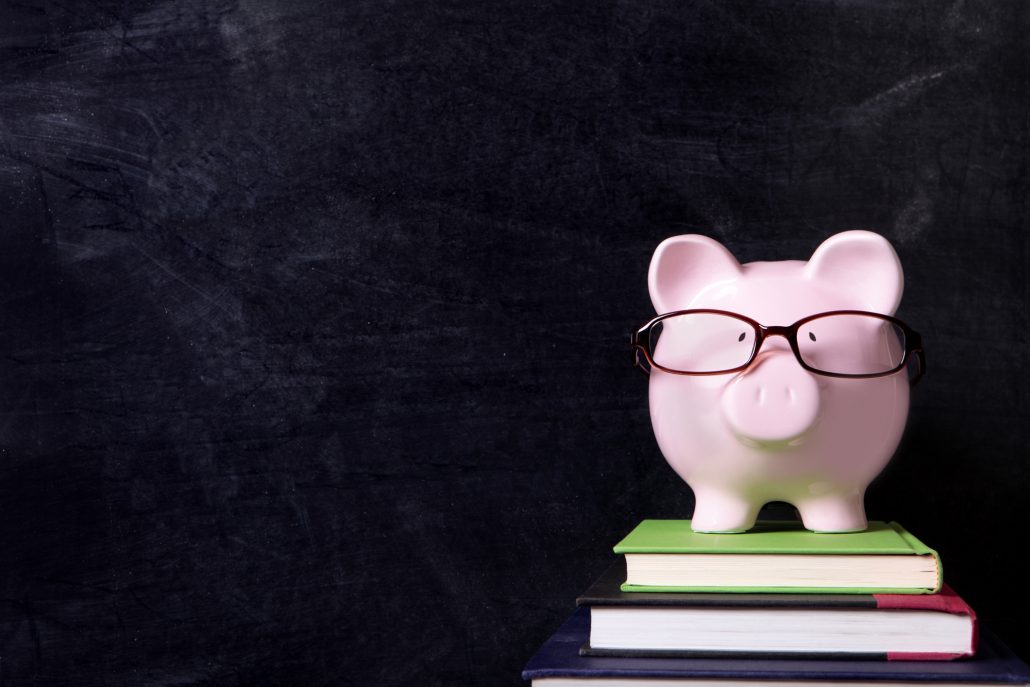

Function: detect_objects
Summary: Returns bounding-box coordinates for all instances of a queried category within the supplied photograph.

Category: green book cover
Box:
[614,520,942,594]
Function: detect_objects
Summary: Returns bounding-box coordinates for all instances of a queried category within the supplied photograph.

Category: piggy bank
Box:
[633,231,924,533]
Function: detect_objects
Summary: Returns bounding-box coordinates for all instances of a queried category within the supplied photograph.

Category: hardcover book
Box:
[523,608,1029,686]
[577,562,977,660]
[614,520,942,593]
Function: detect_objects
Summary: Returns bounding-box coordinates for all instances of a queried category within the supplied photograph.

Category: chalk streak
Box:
[132,244,235,319]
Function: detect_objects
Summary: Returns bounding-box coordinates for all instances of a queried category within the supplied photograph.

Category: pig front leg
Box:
[796,490,868,533]
[691,488,760,533]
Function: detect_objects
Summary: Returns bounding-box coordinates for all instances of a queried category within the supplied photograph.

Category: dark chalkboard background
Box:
[0,1,1027,684]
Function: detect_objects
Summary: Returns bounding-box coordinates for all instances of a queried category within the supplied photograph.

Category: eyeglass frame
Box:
[631,309,925,383]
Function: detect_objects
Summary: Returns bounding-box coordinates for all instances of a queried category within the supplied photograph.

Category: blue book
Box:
[523,608,1030,686]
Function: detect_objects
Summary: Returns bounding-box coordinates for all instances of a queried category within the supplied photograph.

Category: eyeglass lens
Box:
[796,314,906,375]
[649,313,758,373]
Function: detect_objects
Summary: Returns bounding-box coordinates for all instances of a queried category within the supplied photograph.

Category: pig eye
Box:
[737,332,746,342]
[808,332,817,342]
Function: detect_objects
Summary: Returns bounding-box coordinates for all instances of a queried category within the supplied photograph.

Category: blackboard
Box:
[0,1,1027,685]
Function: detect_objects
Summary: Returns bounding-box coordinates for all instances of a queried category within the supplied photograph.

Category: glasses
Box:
[631,309,925,383]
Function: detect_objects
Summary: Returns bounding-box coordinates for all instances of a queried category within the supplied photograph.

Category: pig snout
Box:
[720,353,820,445]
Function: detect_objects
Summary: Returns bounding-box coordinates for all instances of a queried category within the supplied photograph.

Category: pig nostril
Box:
[786,387,795,403]
[756,387,765,405]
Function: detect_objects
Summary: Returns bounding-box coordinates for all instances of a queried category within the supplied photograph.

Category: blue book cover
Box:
[523,607,1030,684]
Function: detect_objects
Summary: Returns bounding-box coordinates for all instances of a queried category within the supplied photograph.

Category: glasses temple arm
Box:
[630,332,651,375]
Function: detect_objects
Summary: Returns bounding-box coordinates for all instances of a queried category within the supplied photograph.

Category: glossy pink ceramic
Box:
[647,231,908,533]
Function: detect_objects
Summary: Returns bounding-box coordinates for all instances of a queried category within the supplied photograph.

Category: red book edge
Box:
[876,584,979,661]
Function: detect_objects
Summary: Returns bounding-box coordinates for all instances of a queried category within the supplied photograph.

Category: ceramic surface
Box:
[647,231,910,533]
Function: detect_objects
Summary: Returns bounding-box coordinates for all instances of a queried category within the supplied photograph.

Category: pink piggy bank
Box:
[632,231,924,533]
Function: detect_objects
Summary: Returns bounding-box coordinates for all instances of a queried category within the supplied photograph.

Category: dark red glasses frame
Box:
[631,309,925,383]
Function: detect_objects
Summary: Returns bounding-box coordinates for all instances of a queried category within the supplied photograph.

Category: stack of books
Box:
[523,520,1030,686]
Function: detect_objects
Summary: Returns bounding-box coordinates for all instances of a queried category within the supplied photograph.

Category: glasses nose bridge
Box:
[762,324,793,337]
[754,324,795,356]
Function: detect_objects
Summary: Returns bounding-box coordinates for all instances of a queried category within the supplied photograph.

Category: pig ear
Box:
[648,235,742,314]
[805,231,904,315]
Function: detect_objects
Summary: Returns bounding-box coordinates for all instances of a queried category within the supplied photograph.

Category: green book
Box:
[613,520,942,594]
